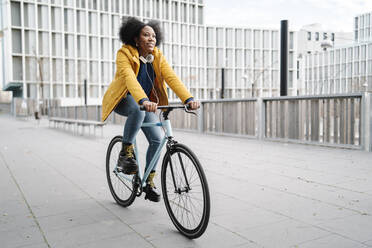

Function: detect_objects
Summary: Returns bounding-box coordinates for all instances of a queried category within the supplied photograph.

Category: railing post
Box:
[361,92,372,152]
[198,102,204,133]
[257,97,265,140]
[84,105,87,120]
[369,93,372,152]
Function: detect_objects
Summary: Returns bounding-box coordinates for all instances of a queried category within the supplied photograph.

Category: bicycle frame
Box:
[117,118,173,188]
[107,105,210,238]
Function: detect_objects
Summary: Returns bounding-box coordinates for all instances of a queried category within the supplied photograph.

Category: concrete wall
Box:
[0,90,11,103]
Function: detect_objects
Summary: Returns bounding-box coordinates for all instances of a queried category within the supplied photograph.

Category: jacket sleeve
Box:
[116,50,148,104]
[159,52,193,103]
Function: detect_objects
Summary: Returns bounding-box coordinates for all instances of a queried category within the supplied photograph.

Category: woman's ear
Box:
[134,37,139,47]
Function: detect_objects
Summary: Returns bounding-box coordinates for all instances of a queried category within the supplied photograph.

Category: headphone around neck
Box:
[139,54,154,64]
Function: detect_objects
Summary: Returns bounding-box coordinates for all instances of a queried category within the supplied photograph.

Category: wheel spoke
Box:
[106,137,137,207]
[163,146,209,236]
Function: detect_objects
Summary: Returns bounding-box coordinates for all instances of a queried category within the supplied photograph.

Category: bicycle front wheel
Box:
[161,143,210,239]
[106,136,138,207]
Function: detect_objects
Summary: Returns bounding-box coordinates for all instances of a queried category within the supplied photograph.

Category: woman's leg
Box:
[141,112,164,172]
[141,112,163,202]
[113,95,145,174]
[114,94,145,144]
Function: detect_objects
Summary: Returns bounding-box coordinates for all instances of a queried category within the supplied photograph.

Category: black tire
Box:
[106,136,138,207]
[161,143,210,239]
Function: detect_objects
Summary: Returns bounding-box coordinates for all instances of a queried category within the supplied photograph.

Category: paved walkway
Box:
[1,114,372,248]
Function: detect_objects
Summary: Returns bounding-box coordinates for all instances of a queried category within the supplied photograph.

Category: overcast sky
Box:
[203,0,372,32]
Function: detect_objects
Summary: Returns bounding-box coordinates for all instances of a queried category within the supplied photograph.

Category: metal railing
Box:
[170,99,257,137]
[12,98,60,117]
[170,93,371,151]
[46,93,372,152]
[262,94,364,149]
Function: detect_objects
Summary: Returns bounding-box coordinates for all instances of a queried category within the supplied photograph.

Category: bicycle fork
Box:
[167,145,191,194]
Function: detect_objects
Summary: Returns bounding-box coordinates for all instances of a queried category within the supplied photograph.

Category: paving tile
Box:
[317,214,372,243]
[0,199,30,217]
[293,234,370,248]
[150,223,249,248]
[212,207,288,232]
[37,206,117,231]
[30,197,100,218]
[16,243,50,248]
[0,225,45,248]
[77,232,153,248]
[237,219,331,248]
[0,213,36,232]
[101,199,169,225]
[363,239,372,246]
[45,219,134,247]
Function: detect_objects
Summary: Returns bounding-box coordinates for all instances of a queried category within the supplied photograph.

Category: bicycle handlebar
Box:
[139,104,190,111]
[139,104,197,119]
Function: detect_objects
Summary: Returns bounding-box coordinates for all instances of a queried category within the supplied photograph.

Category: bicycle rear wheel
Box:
[106,136,138,207]
[161,143,210,239]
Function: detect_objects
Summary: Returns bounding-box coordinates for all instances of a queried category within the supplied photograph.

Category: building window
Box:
[11,2,21,27]
[172,2,178,21]
[77,10,86,33]
[38,5,49,30]
[77,60,87,82]
[331,33,335,41]
[323,33,327,40]
[289,32,294,49]
[254,30,260,48]
[181,3,187,23]
[77,0,86,9]
[272,31,278,49]
[39,32,50,56]
[226,29,234,47]
[307,32,311,41]
[297,61,299,79]
[144,0,151,17]
[367,14,371,26]
[12,29,22,54]
[77,35,87,58]
[25,30,36,55]
[13,56,23,80]
[189,5,195,24]
[100,14,109,36]
[100,0,108,11]
[88,12,98,34]
[51,7,62,31]
[263,30,270,49]
[63,8,74,32]
[198,6,203,25]
[24,3,36,28]
[315,32,319,41]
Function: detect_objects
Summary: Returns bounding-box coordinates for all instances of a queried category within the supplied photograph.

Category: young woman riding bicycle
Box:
[101,17,200,202]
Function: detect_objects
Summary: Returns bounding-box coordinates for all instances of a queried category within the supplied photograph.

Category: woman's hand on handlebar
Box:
[187,101,200,110]
[142,100,158,112]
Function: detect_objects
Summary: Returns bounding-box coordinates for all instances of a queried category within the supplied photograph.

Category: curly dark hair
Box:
[119,17,163,47]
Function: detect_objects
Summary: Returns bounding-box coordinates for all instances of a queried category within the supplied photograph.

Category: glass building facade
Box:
[303,13,372,95]
[304,43,372,95]
[355,12,372,42]
[1,0,297,106]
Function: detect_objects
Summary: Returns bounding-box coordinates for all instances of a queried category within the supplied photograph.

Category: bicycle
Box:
[105,105,210,239]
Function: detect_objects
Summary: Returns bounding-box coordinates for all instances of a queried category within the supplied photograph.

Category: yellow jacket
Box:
[101,44,193,122]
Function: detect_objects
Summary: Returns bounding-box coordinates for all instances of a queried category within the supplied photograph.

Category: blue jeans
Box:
[114,95,163,172]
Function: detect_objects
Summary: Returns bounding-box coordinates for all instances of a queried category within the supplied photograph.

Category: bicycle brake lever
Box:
[184,105,198,116]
